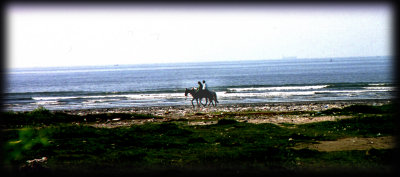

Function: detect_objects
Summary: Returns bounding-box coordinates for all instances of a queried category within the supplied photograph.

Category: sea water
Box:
[4,56,394,111]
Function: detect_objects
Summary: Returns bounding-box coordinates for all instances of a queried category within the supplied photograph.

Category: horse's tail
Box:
[213,92,219,103]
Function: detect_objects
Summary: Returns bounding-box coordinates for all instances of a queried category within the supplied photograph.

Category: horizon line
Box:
[8,55,392,69]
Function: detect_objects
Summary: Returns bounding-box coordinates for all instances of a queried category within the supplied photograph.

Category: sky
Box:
[6,3,392,68]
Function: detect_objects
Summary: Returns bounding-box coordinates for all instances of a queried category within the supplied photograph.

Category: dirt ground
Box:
[292,136,396,151]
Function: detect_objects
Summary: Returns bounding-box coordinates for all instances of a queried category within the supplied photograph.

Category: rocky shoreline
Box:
[52,99,393,128]
[58,99,392,116]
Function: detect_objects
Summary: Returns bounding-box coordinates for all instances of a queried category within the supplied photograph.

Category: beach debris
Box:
[112,118,121,121]
[20,157,49,172]
[26,157,47,164]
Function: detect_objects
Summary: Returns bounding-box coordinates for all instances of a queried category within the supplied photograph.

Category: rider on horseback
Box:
[202,80,207,90]
[197,81,203,93]
[186,80,218,108]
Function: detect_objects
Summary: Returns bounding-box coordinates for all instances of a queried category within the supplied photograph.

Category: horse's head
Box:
[184,88,189,97]
[184,88,196,99]
[185,88,195,100]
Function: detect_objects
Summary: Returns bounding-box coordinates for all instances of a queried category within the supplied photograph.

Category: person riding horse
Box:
[185,87,219,108]
[197,81,203,92]
[197,80,209,102]
[202,80,207,90]
[185,80,218,108]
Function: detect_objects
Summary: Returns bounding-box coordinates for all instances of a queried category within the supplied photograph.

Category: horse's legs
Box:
[203,98,208,107]
[191,99,195,108]
[199,98,203,106]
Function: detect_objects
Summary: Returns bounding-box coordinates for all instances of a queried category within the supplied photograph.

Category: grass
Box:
[315,103,395,116]
[1,104,397,175]
[1,107,162,127]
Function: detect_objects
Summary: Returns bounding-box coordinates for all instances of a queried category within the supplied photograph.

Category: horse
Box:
[185,88,201,108]
[201,89,219,107]
[184,88,219,108]
[184,88,203,108]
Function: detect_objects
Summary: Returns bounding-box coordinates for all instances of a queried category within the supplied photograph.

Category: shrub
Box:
[217,119,237,125]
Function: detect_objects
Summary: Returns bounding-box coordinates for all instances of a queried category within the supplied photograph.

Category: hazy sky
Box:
[7,3,392,68]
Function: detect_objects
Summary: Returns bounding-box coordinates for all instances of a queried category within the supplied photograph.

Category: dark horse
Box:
[185,88,219,108]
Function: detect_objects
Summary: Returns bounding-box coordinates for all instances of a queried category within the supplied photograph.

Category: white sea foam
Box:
[363,87,395,91]
[316,89,392,94]
[368,83,387,86]
[34,100,59,105]
[32,93,187,101]
[82,99,121,104]
[32,96,77,100]
[31,87,393,103]
[30,87,393,108]
[123,93,186,100]
[227,85,328,92]
[218,91,316,98]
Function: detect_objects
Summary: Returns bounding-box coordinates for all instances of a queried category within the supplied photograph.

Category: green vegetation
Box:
[1,104,396,175]
[1,106,161,127]
[316,104,395,116]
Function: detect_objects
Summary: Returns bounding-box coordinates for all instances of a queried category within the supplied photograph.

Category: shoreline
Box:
[56,99,392,116]
[3,99,392,128]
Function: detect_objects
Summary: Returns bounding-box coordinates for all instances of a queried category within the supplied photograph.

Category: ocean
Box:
[4,56,394,111]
